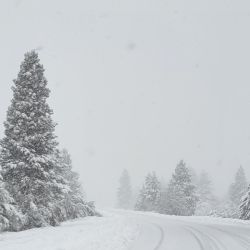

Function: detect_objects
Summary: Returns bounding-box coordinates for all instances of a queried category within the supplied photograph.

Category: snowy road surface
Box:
[1,210,250,250]
[124,210,250,250]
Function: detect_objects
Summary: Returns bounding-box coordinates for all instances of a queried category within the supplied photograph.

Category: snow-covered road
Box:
[1,210,250,250]
[123,210,250,250]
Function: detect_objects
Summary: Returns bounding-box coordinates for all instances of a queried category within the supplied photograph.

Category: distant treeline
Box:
[117,162,250,220]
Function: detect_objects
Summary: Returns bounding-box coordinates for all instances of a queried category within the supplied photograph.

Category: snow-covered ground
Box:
[1,209,250,250]
[0,211,139,250]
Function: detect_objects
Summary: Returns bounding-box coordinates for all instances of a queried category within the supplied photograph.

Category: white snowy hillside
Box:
[1,210,250,250]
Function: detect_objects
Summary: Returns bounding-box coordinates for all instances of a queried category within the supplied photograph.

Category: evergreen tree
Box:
[58,149,96,219]
[229,166,248,206]
[135,172,160,212]
[240,185,250,220]
[197,171,212,200]
[131,186,140,210]
[117,169,132,209]
[195,171,215,215]
[135,185,146,211]
[161,160,197,216]
[212,167,247,219]
[0,51,69,228]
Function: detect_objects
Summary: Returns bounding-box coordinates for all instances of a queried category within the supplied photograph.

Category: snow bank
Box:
[0,212,139,250]
[113,209,250,227]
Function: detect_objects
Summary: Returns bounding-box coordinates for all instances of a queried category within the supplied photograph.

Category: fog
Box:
[0,0,250,207]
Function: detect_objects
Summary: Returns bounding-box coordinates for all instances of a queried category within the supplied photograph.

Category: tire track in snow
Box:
[185,226,226,250]
[206,225,250,249]
[184,227,205,250]
[151,223,164,250]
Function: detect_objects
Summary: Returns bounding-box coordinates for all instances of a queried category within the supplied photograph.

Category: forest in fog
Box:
[117,162,250,219]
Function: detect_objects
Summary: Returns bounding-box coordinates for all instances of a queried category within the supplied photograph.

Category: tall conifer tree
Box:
[0,51,68,228]
[229,166,248,206]
[58,149,96,219]
[135,172,160,211]
[117,169,132,209]
[161,160,197,216]
[195,171,215,215]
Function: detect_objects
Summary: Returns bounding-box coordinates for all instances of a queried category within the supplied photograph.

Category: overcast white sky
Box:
[0,0,250,206]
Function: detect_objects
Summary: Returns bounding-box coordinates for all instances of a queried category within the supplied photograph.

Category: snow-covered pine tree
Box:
[195,171,216,216]
[0,51,69,228]
[0,173,24,231]
[240,185,250,220]
[131,186,140,210]
[162,160,197,216]
[117,169,132,209]
[134,185,146,211]
[229,166,248,207]
[219,166,249,219]
[135,172,160,212]
[58,149,96,219]
[209,168,248,219]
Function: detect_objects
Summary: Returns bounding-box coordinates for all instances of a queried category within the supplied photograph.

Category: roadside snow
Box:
[118,209,250,227]
[0,212,139,250]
